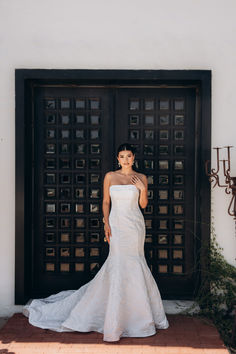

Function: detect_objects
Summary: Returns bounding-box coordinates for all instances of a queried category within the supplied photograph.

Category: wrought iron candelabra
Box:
[205,146,236,220]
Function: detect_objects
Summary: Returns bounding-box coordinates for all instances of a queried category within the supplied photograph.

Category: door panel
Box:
[32,86,197,298]
[115,88,196,297]
[33,87,112,296]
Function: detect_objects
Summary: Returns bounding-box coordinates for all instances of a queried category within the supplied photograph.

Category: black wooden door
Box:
[32,86,197,298]
[33,87,113,296]
[115,88,196,298]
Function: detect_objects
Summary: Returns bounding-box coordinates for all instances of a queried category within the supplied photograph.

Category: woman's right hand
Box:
[104,222,112,244]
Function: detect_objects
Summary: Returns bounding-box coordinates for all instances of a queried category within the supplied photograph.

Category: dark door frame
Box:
[15,69,211,304]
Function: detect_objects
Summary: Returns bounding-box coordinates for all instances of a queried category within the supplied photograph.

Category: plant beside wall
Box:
[194,219,236,351]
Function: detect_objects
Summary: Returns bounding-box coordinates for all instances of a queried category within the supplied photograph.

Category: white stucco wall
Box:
[0,0,236,316]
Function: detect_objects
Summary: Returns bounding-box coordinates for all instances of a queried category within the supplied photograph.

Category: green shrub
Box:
[194,218,236,350]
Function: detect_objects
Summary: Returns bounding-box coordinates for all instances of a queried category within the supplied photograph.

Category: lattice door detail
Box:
[33,88,112,294]
[115,89,196,296]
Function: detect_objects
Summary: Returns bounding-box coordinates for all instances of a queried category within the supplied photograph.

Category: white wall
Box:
[0,0,236,316]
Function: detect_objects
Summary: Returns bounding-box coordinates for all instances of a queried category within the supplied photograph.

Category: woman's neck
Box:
[118,168,134,176]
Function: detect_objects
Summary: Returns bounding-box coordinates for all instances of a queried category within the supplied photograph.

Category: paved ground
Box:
[0,313,230,354]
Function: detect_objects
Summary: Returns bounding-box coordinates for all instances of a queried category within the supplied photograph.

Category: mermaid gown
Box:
[22,184,169,342]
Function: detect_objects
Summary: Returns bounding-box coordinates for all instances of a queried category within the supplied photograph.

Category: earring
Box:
[118,162,121,167]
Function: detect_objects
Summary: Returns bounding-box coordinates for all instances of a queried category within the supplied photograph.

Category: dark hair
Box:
[116,143,136,156]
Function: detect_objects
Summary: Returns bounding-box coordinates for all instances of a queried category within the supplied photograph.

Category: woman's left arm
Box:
[131,174,148,209]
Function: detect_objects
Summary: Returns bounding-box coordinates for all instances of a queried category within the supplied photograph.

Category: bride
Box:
[22,142,169,342]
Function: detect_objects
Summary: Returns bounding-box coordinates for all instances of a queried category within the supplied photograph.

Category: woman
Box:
[22,143,169,342]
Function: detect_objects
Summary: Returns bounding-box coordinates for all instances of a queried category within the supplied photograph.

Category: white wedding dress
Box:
[22,184,169,342]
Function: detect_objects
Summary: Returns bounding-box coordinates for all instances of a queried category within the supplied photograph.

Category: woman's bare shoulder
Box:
[104,171,119,180]
[105,171,119,176]
[136,172,147,179]
[135,172,148,184]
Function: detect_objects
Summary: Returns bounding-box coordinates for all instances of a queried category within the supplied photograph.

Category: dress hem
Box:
[26,317,169,342]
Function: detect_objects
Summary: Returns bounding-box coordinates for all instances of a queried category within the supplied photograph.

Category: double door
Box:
[32,85,197,298]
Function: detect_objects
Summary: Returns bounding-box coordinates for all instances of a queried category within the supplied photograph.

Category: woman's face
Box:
[117,150,135,167]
